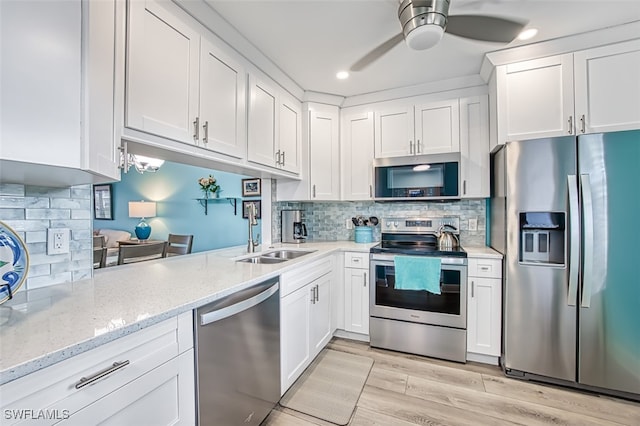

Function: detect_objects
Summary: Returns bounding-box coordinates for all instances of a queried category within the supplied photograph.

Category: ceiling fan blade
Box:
[445,15,527,43]
[350,32,404,72]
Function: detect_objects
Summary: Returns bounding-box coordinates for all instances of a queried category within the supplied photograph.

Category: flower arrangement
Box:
[198,174,221,197]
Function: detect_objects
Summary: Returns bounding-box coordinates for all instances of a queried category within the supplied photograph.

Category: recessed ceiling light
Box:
[517,28,538,41]
[336,71,349,80]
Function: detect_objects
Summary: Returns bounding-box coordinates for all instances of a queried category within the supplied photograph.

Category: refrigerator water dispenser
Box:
[519,212,565,265]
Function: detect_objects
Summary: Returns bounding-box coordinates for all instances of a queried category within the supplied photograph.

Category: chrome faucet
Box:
[247,202,259,253]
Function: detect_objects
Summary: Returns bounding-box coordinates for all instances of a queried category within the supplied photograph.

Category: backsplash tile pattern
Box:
[0,183,93,291]
[271,182,486,246]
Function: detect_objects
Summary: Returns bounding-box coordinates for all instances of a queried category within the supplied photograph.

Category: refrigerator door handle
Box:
[580,174,594,308]
[567,175,580,306]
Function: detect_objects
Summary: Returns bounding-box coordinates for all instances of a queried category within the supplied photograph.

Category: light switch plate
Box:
[47,228,70,255]
[346,219,353,230]
[468,218,478,232]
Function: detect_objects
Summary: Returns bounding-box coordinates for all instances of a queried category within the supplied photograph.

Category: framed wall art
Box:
[93,184,113,220]
[242,200,261,219]
[241,178,261,197]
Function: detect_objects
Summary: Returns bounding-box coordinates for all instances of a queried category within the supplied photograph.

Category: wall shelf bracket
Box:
[196,197,239,215]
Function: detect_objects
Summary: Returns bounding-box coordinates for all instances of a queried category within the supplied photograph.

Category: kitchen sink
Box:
[260,250,315,260]
[236,256,287,264]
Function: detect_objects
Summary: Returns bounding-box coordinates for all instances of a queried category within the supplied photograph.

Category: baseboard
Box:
[466,352,500,365]
[333,329,370,343]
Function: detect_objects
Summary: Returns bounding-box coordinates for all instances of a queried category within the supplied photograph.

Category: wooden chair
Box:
[93,235,106,248]
[166,234,194,256]
[93,247,107,269]
[117,242,167,265]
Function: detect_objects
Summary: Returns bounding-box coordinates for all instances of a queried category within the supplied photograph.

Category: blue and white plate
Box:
[0,221,29,304]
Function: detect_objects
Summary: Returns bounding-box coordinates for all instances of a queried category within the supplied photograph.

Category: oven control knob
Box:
[386,221,392,227]
[393,221,399,227]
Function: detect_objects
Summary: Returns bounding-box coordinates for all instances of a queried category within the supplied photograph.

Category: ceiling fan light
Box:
[405,24,444,50]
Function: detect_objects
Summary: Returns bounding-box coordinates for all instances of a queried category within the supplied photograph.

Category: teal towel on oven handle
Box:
[393,255,442,294]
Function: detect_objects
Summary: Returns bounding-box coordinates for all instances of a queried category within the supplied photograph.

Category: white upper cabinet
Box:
[374,104,414,158]
[497,40,640,143]
[278,93,302,174]
[374,99,460,158]
[497,54,575,142]
[573,40,640,134]
[309,104,340,200]
[247,76,302,174]
[126,0,200,144]
[341,112,374,200]
[414,99,460,155]
[247,75,278,167]
[199,37,247,158]
[459,95,490,199]
[0,0,120,185]
[127,0,248,158]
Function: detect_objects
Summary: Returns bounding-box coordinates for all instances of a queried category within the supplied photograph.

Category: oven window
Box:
[373,264,461,314]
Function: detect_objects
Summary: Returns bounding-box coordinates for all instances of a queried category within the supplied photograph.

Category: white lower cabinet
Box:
[466,257,502,364]
[280,256,334,394]
[343,252,370,335]
[0,313,195,425]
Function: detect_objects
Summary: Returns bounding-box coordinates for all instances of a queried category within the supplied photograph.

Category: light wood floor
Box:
[263,338,640,426]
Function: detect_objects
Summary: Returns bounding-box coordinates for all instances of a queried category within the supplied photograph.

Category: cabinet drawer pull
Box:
[567,116,573,135]
[75,360,130,389]
[193,117,200,141]
[352,258,360,263]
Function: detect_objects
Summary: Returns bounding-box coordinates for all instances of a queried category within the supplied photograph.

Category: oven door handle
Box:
[369,253,467,265]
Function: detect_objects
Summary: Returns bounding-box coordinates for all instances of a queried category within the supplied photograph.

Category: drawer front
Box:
[468,258,502,278]
[1,314,192,425]
[344,252,369,269]
[280,255,334,297]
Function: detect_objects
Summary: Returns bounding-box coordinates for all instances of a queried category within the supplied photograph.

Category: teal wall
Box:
[93,162,259,253]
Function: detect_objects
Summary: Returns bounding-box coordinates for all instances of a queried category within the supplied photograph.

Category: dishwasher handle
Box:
[200,281,279,326]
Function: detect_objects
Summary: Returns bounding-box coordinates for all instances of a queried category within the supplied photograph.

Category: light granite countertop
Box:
[463,245,503,259]
[0,241,375,386]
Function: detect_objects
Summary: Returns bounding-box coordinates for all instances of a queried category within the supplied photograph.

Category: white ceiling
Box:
[201,0,640,97]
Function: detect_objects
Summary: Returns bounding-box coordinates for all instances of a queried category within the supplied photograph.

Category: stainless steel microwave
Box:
[373,153,460,201]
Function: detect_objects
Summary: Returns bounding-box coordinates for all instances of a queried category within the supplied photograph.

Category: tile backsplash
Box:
[273,197,487,246]
[0,183,93,291]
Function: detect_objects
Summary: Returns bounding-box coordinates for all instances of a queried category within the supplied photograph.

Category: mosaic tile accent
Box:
[271,182,487,246]
[0,184,93,292]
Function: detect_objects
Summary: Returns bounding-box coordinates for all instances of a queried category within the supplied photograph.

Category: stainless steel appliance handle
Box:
[580,174,594,308]
[369,253,467,266]
[75,360,130,389]
[567,175,579,306]
[200,282,279,325]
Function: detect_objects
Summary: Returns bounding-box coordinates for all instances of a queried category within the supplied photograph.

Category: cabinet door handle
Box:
[417,139,421,154]
[202,121,209,144]
[463,180,467,195]
[409,140,414,154]
[312,184,316,198]
[580,114,586,134]
[75,360,130,389]
[471,281,475,298]
[275,150,281,166]
[567,116,573,135]
[363,272,367,287]
[193,117,200,141]
[281,151,286,167]
[315,284,319,302]
[369,185,373,198]
[310,287,315,304]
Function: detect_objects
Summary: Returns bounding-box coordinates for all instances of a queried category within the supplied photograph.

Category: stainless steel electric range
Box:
[369,217,468,363]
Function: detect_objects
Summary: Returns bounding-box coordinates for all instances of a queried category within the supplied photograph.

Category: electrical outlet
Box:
[346,218,353,230]
[468,218,478,232]
[47,228,70,255]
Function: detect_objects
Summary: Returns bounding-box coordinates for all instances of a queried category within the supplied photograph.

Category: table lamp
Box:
[128,201,156,241]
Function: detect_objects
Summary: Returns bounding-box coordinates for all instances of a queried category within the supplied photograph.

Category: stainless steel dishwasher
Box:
[194,277,280,425]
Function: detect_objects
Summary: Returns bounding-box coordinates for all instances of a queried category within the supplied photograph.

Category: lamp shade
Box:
[128,201,156,218]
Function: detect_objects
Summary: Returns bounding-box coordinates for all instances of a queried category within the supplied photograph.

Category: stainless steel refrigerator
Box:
[491,130,640,400]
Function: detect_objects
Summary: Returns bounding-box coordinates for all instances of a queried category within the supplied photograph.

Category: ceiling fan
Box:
[350,0,527,71]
